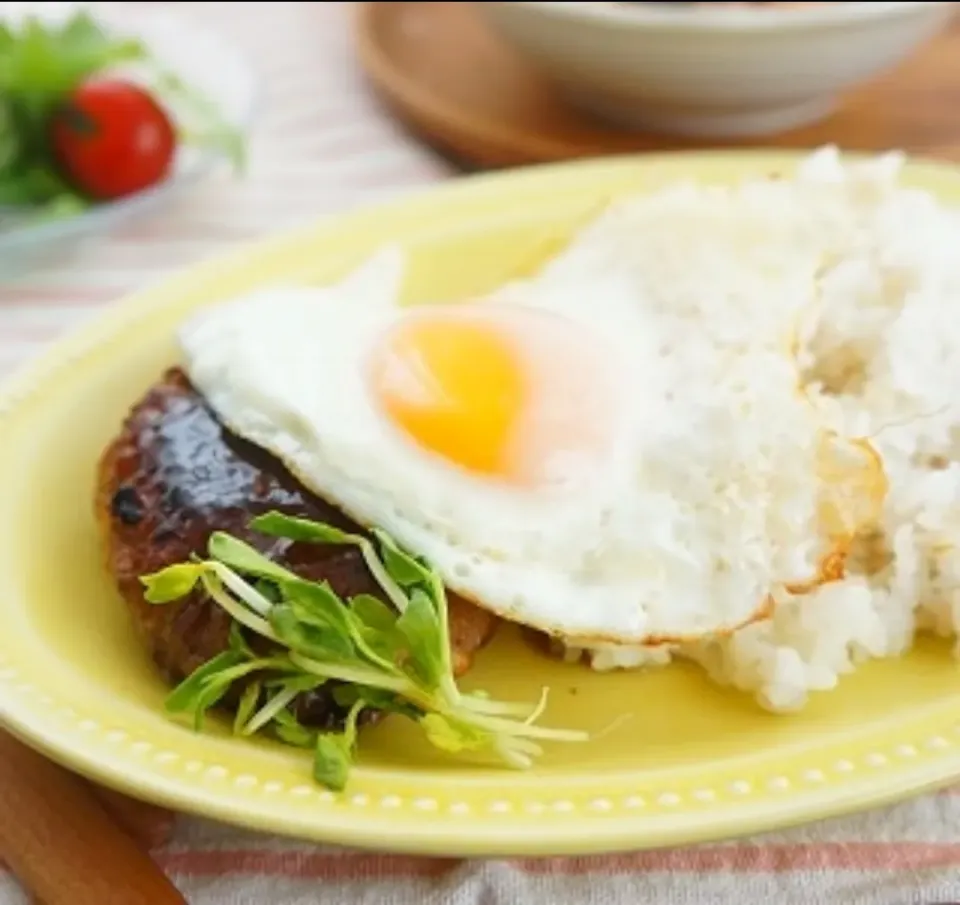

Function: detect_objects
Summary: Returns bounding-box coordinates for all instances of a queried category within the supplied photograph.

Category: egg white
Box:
[179,209,869,645]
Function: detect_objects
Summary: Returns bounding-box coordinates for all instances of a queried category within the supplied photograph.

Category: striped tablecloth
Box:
[2,3,959,903]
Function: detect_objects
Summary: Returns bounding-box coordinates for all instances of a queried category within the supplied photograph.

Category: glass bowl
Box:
[0,2,260,277]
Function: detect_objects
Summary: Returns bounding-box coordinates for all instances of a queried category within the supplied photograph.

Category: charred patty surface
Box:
[96,367,499,728]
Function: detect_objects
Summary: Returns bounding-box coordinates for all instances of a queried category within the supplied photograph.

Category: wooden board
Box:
[354,1,960,169]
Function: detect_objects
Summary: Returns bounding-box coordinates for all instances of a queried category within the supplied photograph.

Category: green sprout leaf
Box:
[312,732,352,792]
[208,532,296,584]
[242,682,304,736]
[281,578,356,636]
[396,588,445,690]
[349,594,397,633]
[282,578,402,675]
[269,603,357,664]
[270,709,316,749]
[233,680,261,734]
[312,700,364,792]
[143,511,588,792]
[164,650,254,731]
[250,511,354,545]
[227,622,257,659]
[140,562,206,603]
[371,529,433,589]
[349,594,406,666]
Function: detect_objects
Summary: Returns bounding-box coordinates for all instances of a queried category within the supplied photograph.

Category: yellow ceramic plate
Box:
[4,150,960,857]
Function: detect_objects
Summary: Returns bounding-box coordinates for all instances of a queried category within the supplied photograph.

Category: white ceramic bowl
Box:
[476,1,957,139]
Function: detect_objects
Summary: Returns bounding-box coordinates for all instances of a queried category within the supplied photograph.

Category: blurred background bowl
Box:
[475,1,957,139]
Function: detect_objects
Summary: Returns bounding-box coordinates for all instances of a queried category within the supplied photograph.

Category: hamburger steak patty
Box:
[96,367,500,729]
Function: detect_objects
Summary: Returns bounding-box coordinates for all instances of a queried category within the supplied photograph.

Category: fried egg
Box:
[179,236,871,645]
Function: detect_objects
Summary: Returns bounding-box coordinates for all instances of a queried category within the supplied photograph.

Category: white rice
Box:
[549,146,960,712]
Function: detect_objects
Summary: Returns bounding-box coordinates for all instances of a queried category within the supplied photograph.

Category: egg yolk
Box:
[367,305,616,487]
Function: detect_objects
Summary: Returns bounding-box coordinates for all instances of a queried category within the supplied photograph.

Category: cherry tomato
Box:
[50,78,177,201]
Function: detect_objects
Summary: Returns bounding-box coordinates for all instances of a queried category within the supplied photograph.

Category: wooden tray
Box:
[354,1,960,169]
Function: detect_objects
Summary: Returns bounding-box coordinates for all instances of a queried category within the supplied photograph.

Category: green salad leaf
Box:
[0,10,146,98]
[140,512,588,792]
